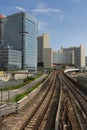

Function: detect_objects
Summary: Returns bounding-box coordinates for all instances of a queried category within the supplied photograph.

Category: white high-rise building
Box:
[62,45,85,67]
[53,49,74,65]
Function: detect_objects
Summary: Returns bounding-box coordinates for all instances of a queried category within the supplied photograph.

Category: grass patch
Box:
[10,78,45,102]
[0,80,31,91]
[0,73,42,91]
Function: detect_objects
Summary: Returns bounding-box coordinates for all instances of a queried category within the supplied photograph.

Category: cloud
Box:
[31,1,61,14]
[32,8,61,14]
[15,6,25,11]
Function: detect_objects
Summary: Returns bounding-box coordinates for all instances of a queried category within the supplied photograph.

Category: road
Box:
[0,74,48,101]
[0,79,23,88]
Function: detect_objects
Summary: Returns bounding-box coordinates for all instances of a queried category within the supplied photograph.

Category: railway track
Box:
[2,70,87,130]
[16,71,60,130]
[59,71,87,130]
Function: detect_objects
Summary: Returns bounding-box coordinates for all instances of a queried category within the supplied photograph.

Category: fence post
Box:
[1,90,2,102]
[8,90,10,103]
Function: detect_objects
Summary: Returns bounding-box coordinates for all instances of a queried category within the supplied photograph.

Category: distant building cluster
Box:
[37,33,85,69]
[0,12,86,71]
[53,45,85,67]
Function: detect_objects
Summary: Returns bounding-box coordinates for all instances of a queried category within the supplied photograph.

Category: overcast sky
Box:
[0,0,87,55]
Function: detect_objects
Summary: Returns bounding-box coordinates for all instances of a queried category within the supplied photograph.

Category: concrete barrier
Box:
[0,103,16,118]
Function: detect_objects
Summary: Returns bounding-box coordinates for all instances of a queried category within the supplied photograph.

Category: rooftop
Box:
[0,14,5,19]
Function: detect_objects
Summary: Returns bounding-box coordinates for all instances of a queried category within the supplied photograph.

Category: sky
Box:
[0,0,87,55]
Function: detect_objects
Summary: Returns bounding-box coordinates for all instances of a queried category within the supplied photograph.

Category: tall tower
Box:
[37,33,50,67]
[3,12,38,71]
[42,33,50,48]
[0,14,6,45]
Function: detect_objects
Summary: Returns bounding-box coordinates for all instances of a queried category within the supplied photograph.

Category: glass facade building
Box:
[0,45,21,70]
[4,12,38,71]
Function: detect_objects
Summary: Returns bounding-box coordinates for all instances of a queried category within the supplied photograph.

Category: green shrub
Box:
[14,93,26,102]
[23,76,34,82]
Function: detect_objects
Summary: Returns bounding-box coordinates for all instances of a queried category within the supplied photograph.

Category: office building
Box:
[4,12,38,71]
[62,45,85,67]
[0,45,21,70]
[43,48,53,68]
[53,49,74,65]
[37,33,50,67]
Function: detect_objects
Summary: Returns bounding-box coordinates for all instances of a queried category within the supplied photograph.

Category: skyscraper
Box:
[37,33,50,67]
[4,12,38,71]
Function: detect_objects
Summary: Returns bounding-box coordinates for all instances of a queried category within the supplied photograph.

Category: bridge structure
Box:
[64,68,80,74]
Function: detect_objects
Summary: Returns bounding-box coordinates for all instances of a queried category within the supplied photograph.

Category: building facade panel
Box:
[43,48,53,68]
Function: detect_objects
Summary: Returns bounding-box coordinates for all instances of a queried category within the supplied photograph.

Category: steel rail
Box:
[20,72,57,130]
[60,71,87,129]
